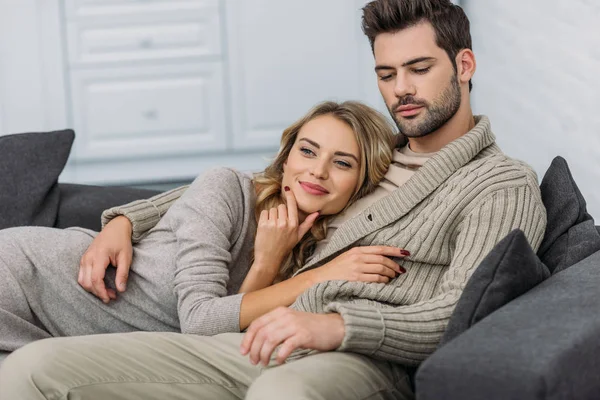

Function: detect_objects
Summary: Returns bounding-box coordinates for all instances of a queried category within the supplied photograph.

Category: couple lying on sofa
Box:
[0,1,547,399]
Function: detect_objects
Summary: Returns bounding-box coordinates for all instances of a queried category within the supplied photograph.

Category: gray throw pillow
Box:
[537,156,600,274]
[440,229,550,345]
[0,129,74,229]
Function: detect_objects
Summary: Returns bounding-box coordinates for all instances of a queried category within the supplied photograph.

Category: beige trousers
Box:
[0,332,414,400]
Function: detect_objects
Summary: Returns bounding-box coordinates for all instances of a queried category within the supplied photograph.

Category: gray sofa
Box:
[3,129,600,399]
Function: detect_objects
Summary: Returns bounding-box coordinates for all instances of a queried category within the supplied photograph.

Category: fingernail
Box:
[400,250,411,256]
[399,266,407,274]
[284,186,290,192]
[119,283,126,291]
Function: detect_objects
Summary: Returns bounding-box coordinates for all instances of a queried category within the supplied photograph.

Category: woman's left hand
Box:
[240,307,345,366]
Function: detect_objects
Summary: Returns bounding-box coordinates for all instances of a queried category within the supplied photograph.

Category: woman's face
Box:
[282,114,362,219]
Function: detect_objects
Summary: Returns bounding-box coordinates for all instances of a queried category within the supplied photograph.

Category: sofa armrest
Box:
[415,250,600,400]
[56,183,161,231]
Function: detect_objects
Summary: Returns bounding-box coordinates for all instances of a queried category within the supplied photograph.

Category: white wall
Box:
[465,0,600,218]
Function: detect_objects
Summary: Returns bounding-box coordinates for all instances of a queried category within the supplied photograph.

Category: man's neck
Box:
[407,105,475,154]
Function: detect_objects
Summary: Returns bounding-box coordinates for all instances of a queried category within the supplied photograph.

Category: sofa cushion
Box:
[0,130,74,229]
[416,249,600,400]
[440,229,550,345]
[537,156,600,274]
[56,183,161,231]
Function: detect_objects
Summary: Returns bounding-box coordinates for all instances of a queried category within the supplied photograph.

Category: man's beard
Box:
[388,75,462,138]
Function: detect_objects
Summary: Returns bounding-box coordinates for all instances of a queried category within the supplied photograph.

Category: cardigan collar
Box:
[297,115,497,272]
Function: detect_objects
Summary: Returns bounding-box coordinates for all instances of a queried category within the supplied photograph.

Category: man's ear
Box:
[456,49,476,85]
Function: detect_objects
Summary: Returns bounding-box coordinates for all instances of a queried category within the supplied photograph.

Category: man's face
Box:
[374,22,461,138]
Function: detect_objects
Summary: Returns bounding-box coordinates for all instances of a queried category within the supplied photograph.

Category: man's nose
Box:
[393,74,416,99]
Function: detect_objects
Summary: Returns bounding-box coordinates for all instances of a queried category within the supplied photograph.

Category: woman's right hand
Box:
[310,246,409,284]
[78,216,134,303]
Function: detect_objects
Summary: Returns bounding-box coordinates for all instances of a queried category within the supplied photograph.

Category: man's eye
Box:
[379,74,393,81]
[413,67,431,75]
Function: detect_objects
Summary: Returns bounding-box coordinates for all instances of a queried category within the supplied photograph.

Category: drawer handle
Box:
[139,38,154,49]
[142,110,159,120]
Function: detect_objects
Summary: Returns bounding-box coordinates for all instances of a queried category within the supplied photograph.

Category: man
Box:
[0,0,546,399]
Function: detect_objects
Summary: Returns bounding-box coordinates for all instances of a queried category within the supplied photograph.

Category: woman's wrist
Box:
[111,215,133,238]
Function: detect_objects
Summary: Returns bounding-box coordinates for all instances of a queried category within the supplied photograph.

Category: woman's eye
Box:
[335,160,352,169]
[300,147,316,156]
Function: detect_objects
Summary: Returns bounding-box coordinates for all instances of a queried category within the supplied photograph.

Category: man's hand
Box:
[240,308,345,366]
[78,216,133,303]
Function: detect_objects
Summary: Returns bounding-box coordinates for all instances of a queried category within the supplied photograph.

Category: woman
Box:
[0,100,405,357]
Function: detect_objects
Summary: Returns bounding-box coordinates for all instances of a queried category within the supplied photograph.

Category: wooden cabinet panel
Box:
[70,63,227,161]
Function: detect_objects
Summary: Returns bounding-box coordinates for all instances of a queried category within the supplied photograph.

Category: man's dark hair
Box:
[362,0,473,91]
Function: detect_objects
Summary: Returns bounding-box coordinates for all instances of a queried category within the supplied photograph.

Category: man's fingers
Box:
[276,336,302,365]
[240,308,285,355]
[115,251,132,292]
[283,186,299,223]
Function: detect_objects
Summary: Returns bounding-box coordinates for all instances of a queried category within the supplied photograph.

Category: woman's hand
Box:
[240,307,345,366]
[309,246,410,284]
[78,216,133,303]
[253,187,319,274]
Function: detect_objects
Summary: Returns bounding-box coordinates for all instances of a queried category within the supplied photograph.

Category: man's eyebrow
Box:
[374,57,437,71]
[298,138,359,163]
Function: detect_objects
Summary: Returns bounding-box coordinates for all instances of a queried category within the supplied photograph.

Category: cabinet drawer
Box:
[64,0,219,20]
[69,63,227,160]
[67,13,221,65]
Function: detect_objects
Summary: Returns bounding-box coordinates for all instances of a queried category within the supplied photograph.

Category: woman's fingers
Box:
[91,258,111,303]
[355,246,410,257]
[277,204,288,226]
[283,186,299,223]
[268,207,278,222]
[297,211,319,239]
[114,250,132,292]
[360,254,403,276]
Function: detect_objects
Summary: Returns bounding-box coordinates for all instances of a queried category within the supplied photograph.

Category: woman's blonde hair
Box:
[253,101,396,281]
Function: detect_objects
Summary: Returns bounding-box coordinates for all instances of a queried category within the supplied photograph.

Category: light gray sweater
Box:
[102,116,547,366]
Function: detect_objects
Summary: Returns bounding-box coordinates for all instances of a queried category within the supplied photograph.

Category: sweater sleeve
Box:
[101,185,188,242]
[294,184,547,366]
[168,168,247,336]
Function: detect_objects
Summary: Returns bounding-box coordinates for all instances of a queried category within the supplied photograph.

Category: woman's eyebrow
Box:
[298,138,359,163]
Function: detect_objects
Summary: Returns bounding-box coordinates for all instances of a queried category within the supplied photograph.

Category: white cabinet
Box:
[0,0,384,185]
[70,63,227,160]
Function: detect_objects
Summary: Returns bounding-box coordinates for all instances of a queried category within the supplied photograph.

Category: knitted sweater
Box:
[102,116,547,366]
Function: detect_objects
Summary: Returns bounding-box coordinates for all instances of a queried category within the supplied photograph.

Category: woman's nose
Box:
[310,161,328,180]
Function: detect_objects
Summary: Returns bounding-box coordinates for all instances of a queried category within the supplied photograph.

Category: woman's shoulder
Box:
[188,167,255,204]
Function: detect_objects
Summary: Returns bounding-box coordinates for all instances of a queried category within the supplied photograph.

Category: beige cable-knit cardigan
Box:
[102,116,547,366]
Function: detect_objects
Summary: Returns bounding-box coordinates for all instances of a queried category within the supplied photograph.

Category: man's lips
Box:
[299,181,329,195]
[395,105,424,117]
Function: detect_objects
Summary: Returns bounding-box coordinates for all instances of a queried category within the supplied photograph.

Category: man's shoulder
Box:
[465,146,539,187]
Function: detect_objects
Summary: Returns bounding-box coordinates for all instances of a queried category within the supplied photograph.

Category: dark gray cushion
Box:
[0,130,74,229]
[416,250,600,400]
[56,183,160,231]
[440,229,550,345]
[537,156,600,273]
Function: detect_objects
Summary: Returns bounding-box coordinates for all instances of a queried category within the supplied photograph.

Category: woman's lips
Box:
[299,181,329,196]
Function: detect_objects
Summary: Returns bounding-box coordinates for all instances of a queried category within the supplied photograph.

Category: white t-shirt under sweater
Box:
[314,144,436,252]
